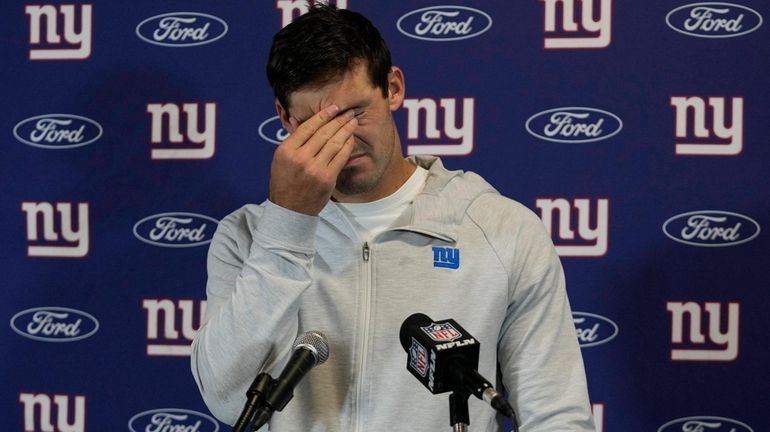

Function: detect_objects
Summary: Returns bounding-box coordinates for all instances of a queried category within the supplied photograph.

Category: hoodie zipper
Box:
[355,241,372,431]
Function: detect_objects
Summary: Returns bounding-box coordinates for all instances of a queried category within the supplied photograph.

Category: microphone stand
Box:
[447,389,520,432]
[449,390,471,432]
[233,373,276,432]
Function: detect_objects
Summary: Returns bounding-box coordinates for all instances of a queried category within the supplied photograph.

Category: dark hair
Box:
[266,4,392,111]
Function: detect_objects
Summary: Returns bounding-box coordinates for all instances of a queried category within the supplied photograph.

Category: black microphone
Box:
[399,313,516,419]
[249,331,330,430]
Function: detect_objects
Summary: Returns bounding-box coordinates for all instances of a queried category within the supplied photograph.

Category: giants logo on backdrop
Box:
[397,6,493,41]
[573,312,618,348]
[402,97,475,156]
[14,114,102,149]
[133,212,218,248]
[277,0,348,28]
[143,299,206,356]
[22,201,89,258]
[25,4,92,60]
[535,198,609,257]
[663,210,760,247]
[666,3,763,38]
[667,301,739,361]
[259,116,290,145]
[592,403,604,432]
[658,416,754,432]
[541,0,612,49]
[20,393,85,432]
[670,96,743,156]
[11,307,99,342]
[525,107,622,143]
[147,103,216,160]
[128,408,219,432]
[136,12,228,47]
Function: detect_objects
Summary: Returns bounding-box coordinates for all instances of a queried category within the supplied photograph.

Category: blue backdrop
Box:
[3,1,768,431]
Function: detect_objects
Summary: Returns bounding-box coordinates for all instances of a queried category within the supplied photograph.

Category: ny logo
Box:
[20,393,85,432]
[277,0,348,28]
[667,301,739,361]
[670,96,743,156]
[541,0,612,49]
[432,247,460,269]
[147,103,216,160]
[26,4,92,60]
[403,97,475,156]
[535,198,608,257]
[143,299,206,356]
[22,202,89,258]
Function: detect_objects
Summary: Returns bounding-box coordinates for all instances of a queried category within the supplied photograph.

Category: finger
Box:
[328,134,356,173]
[313,115,357,163]
[300,109,356,156]
[285,104,340,149]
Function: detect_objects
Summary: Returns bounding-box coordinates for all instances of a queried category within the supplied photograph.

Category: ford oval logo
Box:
[525,107,623,143]
[258,115,289,145]
[136,12,228,47]
[666,3,763,38]
[663,210,760,247]
[133,212,219,248]
[658,416,753,432]
[572,312,618,348]
[14,114,102,149]
[397,6,492,41]
[128,408,219,432]
[10,307,99,342]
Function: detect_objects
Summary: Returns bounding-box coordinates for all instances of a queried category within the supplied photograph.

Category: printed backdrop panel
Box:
[2,1,768,431]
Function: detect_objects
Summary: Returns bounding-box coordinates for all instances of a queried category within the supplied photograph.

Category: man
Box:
[191,4,595,431]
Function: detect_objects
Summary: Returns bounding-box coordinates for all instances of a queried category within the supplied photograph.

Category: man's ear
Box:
[275,99,293,132]
[387,66,405,111]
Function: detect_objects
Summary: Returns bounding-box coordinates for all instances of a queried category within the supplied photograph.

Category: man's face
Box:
[278,63,407,202]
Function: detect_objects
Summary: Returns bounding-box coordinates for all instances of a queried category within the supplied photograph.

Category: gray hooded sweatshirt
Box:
[191,156,595,431]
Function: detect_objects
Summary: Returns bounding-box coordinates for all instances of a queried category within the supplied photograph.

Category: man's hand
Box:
[269,105,357,216]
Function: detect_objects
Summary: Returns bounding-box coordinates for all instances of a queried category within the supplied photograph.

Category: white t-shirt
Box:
[334,165,429,241]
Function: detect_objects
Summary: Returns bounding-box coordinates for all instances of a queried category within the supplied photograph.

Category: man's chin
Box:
[335,171,377,196]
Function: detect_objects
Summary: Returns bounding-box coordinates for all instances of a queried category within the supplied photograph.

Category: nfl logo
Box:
[409,338,429,377]
[421,322,462,342]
